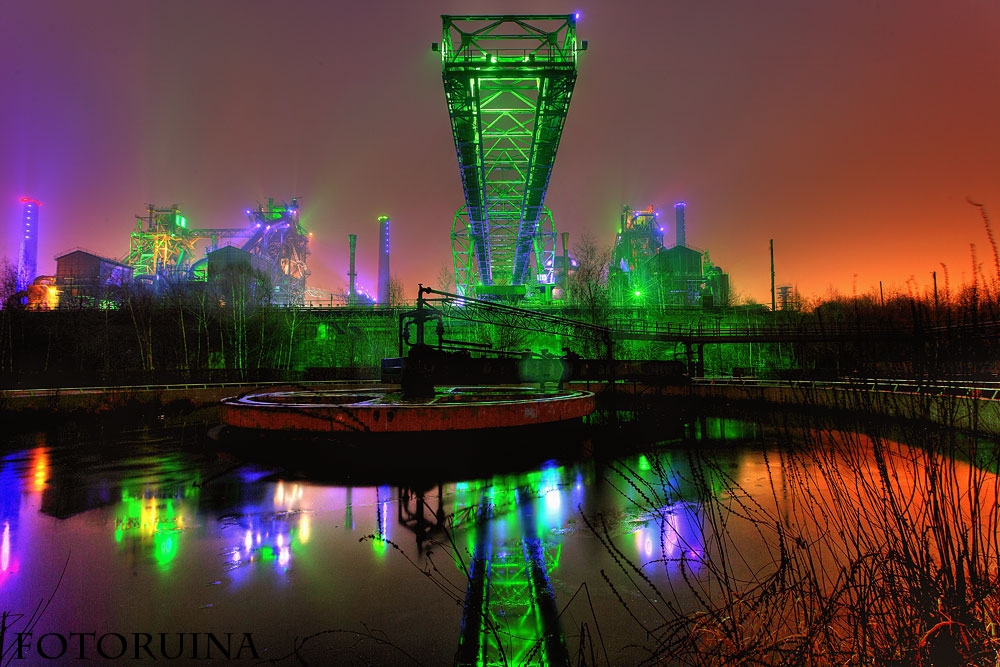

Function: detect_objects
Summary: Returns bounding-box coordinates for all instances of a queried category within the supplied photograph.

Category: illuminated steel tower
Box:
[241,198,311,306]
[17,198,40,292]
[435,15,586,299]
[127,204,197,280]
[377,215,390,305]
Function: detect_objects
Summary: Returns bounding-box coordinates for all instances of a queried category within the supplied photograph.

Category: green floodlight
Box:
[634,290,641,297]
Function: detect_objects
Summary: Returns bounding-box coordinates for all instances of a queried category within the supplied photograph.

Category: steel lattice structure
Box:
[436,15,584,299]
[125,199,310,305]
[239,198,311,306]
[126,205,199,280]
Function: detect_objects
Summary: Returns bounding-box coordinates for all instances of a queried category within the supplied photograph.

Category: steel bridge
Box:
[435,15,585,299]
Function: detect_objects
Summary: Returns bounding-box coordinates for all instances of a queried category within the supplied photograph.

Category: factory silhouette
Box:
[13,14,732,315]
[14,195,731,313]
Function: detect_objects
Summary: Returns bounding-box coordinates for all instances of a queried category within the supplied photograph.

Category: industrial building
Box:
[12,196,316,310]
[8,14,736,314]
[204,246,273,306]
[610,203,730,308]
[52,249,134,308]
[124,198,311,306]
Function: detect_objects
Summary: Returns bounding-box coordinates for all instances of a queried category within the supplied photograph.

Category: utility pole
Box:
[769,239,776,312]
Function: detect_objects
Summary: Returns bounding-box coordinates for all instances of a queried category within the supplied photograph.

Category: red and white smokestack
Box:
[674,202,686,247]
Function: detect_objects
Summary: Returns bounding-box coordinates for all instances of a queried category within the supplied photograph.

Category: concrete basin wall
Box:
[650,381,1000,438]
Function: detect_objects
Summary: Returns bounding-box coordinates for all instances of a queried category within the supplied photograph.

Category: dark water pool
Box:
[4,412,992,666]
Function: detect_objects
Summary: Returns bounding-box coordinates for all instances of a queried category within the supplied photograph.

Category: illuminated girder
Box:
[126,205,198,279]
[437,15,583,297]
[452,206,556,299]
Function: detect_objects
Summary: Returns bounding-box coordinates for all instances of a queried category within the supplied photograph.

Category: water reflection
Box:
[0,418,742,664]
[6,413,976,664]
[114,486,190,570]
[450,462,579,665]
[0,445,50,585]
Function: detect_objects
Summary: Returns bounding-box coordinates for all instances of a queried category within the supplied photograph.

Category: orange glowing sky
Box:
[3,0,1000,305]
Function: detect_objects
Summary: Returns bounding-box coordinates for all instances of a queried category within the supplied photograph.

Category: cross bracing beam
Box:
[437,15,583,297]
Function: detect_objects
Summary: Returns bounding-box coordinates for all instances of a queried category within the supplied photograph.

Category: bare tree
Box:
[387,275,407,307]
[435,262,455,294]
[122,281,158,373]
[0,257,19,309]
[570,232,612,327]
[209,263,273,377]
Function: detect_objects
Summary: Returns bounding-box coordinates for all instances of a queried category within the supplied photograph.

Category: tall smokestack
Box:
[348,233,357,303]
[561,231,570,300]
[376,215,390,305]
[17,198,40,293]
[674,202,686,247]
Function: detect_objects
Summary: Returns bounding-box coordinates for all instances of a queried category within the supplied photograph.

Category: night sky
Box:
[3,0,1000,305]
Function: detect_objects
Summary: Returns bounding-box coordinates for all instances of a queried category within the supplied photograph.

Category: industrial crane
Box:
[435,15,586,300]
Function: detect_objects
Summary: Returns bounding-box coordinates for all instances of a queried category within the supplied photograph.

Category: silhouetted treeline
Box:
[0,303,400,388]
[3,252,1000,387]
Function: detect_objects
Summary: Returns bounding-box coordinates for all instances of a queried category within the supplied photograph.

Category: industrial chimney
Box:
[376,215,390,305]
[348,233,357,303]
[674,202,686,247]
[561,231,570,300]
[17,198,40,293]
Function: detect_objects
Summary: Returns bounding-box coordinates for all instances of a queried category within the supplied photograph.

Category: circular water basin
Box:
[219,386,596,434]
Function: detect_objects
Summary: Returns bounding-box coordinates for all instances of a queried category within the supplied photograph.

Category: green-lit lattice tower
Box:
[127,205,197,281]
[435,15,585,299]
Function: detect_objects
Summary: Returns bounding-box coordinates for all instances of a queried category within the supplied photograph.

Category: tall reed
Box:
[589,409,1000,666]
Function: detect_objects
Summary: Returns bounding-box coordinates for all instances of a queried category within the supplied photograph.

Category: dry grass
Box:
[588,409,1000,666]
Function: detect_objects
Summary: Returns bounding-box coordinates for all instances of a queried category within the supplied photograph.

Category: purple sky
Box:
[3,0,1000,305]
